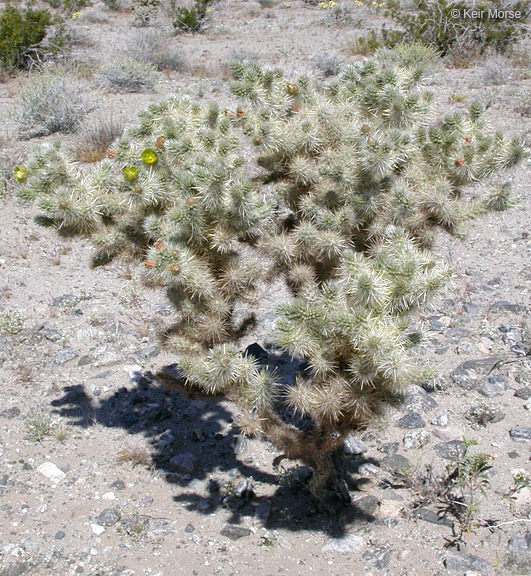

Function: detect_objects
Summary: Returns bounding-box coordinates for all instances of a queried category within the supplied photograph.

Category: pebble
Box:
[403,430,431,450]
[322,534,364,553]
[37,462,66,482]
[479,379,505,398]
[344,435,368,455]
[138,496,153,507]
[445,552,491,573]
[515,388,531,400]
[431,414,450,427]
[510,426,531,443]
[413,508,453,528]
[169,452,197,474]
[54,348,78,365]
[134,345,160,360]
[220,525,252,540]
[434,440,466,460]
[55,530,66,540]
[235,479,254,500]
[111,480,125,491]
[91,524,106,536]
[362,546,393,570]
[232,435,247,455]
[96,508,121,527]
[159,430,176,448]
[396,412,426,429]
[508,534,528,552]
[185,523,195,533]
[402,385,438,412]
[381,453,411,473]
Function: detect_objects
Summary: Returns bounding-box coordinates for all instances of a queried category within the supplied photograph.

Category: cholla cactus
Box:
[232,47,525,253]
[255,226,449,501]
[17,50,525,507]
[19,97,275,356]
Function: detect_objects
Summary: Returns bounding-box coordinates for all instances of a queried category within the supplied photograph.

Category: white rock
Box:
[102,491,115,500]
[323,534,364,553]
[37,462,66,482]
[91,524,106,536]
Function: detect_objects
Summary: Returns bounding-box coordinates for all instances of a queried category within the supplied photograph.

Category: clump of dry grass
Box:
[12,64,94,138]
[127,29,185,72]
[95,55,160,93]
[116,444,149,467]
[74,114,125,163]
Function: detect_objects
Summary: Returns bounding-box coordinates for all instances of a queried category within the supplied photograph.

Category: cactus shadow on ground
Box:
[49,359,379,535]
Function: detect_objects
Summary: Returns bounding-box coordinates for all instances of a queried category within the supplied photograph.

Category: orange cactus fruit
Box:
[454,157,464,166]
[236,107,245,118]
[155,240,164,251]
[464,137,472,146]
[155,136,166,150]
[169,264,181,276]
[144,260,155,269]
[107,150,116,159]
[224,109,234,119]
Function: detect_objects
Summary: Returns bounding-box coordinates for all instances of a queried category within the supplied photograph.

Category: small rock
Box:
[508,535,528,552]
[344,435,368,455]
[37,462,66,482]
[170,452,197,474]
[515,388,531,401]
[91,524,106,536]
[220,525,252,540]
[111,479,125,491]
[396,412,426,429]
[138,496,153,507]
[192,534,202,545]
[362,546,393,570]
[96,508,121,527]
[78,355,94,367]
[464,303,480,315]
[434,440,466,461]
[402,385,438,412]
[54,348,78,365]
[453,357,501,390]
[159,430,176,448]
[134,345,160,360]
[446,327,470,342]
[55,530,66,540]
[445,552,491,573]
[510,427,531,443]
[403,430,431,450]
[235,479,254,500]
[323,534,364,553]
[492,301,524,313]
[185,523,195,533]
[479,380,505,398]
[3,562,27,576]
[381,453,411,472]
[52,294,79,307]
[431,414,450,427]
[413,508,454,528]
[232,434,247,455]
[42,327,62,342]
